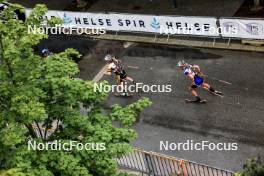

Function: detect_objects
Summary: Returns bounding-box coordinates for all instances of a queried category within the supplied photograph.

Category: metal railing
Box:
[31,126,234,176]
[117,148,234,176]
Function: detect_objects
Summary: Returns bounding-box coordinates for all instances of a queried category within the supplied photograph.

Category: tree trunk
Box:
[25,124,38,138]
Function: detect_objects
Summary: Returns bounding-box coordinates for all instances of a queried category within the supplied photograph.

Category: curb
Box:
[86,34,264,52]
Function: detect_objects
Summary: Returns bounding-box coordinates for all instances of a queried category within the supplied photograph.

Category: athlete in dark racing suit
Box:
[104,54,136,96]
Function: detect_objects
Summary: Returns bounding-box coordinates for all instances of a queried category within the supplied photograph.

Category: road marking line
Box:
[92,64,109,83]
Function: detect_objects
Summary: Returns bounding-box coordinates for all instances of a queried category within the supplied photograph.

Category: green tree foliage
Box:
[0,1,151,175]
[235,157,264,176]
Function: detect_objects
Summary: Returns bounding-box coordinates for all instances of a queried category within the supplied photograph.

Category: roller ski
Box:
[185,96,207,103]
[185,99,207,104]
[210,90,224,98]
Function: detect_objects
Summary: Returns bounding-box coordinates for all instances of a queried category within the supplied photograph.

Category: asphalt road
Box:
[41,36,264,172]
[101,43,264,171]
[89,0,244,16]
[9,0,244,17]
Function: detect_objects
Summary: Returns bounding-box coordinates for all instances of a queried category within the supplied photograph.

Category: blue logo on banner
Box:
[223,22,239,34]
[63,13,72,24]
[246,23,263,35]
[151,17,160,30]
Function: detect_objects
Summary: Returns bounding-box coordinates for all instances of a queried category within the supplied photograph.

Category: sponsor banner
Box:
[25,10,219,37]
[220,18,264,39]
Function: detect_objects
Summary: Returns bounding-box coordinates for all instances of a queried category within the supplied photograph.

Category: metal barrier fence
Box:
[117,148,234,176]
[31,126,234,176]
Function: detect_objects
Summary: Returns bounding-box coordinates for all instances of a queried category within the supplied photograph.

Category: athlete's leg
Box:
[201,82,211,90]
[115,75,121,85]
[124,76,136,84]
[115,75,125,95]
[189,86,198,97]
[117,79,128,96]
[189,85,201,101]
[202,82,222,95]
[120,81,125,93]
[124,76,133,82]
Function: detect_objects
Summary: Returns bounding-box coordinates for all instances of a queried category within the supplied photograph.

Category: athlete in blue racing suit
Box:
[181,64,222,102]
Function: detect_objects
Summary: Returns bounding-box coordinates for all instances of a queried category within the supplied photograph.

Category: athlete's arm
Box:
[187,73,195,84]
[104,64,113,75]
[184,68,194,81]
[187,73,194,80]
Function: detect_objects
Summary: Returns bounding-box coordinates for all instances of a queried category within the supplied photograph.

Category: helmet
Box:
[41,48,53,57]
[192,65,200,73]
[41,49,49,55]
[177,60,188,67]
[104,54,113,61]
